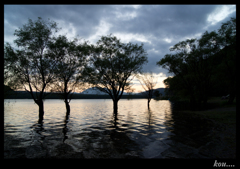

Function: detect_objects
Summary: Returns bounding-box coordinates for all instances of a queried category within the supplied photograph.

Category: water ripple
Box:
[5,99,214,158]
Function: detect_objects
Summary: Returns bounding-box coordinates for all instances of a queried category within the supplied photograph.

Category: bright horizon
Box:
[13,72,167,93]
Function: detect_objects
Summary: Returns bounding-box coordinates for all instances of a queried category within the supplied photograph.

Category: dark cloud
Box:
[4,5,236,80]
[108,5,217,38]
[4,5,111,40]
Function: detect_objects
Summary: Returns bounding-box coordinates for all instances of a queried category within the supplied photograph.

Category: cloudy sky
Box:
[4,4,236,91]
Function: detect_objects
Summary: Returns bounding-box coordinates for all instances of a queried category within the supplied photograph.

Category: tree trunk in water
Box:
[113,100,118,115]
[147,99,150,110]
[38,99,44,122]
[65,100,70,116]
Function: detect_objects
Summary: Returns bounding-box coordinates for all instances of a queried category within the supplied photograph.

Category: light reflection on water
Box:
[4,99,195,158]
[4,99,174,158]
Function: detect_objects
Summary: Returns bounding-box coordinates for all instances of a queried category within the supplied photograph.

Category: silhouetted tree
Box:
[4,85,14,99]
[158,17,236,109]
[137,72,157,109]
[157,34,219,110]
[4,17,60,121]
[216,18,236,104]
[48,35,89,115]
[84,34,148,114]
[154,90,160,98]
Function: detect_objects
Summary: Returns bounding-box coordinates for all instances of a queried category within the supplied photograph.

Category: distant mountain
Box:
[80,87,129,95]
[4,87,165,99]
[81,87,166,96]
[81,87,108,95]
[154,88,166,95]
[138,88,166,96]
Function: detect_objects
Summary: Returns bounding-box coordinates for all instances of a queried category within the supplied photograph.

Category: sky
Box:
[4,4,236,92]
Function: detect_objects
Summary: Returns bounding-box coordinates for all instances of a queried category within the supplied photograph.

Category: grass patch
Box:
[207,97,236,107]
[174,98,236,125]
[171,96,236,111]
[189,111,236,126]
[180,97,236,125]
[172,97,236,158]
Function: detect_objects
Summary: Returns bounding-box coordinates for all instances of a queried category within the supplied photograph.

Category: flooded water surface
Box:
[4,99,215,158]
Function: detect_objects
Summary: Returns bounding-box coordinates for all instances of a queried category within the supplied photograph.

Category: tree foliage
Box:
[4,18,149,119]
[4,17,60,98]
[157,17,236,109]
[137,72,157,109]
[4,17,60,120]
[47,35,90,114]
[85,34,148,113]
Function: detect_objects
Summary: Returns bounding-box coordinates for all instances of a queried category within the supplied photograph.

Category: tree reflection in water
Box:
[6,99,221,158]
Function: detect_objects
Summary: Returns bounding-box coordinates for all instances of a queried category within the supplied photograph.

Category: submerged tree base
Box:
[113,100,118,115]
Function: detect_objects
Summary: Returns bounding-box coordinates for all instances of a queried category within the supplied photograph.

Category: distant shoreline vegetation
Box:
[4,85,166,100]
[4,91,148,100]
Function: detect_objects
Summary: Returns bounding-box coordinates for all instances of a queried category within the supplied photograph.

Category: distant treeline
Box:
[5,90,146,100]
